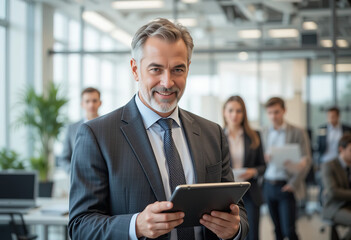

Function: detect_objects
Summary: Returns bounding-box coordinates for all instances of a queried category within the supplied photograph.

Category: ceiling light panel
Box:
[320,39,332,47]
[181,0,198,3]
[111,1,164,9]
[268,29,299,38]
[238,29,261,39]
[337,39,349,48]
[302,21,317,30]
[170,18,198,27]
[82,11,115,33]
[323,64,351,72]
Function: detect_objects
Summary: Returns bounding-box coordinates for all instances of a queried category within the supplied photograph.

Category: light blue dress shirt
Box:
[321,124,342,163]
[129,94,241,240]
[264,124,287,181]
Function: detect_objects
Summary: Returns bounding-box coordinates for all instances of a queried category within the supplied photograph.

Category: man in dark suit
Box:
[59,87,102,173]
[68,18,248,240]
[321,134,351,239]
[318,107,351,164]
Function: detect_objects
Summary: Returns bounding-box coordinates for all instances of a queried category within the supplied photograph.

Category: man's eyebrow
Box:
[147,63,164,68]
[174,64,186,68]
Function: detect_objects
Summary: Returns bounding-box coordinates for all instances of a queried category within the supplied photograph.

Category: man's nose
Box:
[160,70,174,89]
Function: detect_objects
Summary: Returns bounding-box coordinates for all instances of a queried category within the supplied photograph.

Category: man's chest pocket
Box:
[205,162,222,182]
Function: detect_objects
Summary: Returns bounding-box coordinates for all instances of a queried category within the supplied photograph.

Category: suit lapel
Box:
[120,98,166,201]
[243,133,250,168]
[179,109,205,183]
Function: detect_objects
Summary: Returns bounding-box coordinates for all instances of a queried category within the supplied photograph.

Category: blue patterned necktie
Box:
[157,118,195,240]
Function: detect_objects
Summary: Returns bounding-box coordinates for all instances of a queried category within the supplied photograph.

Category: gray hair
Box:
[131,18,194,64]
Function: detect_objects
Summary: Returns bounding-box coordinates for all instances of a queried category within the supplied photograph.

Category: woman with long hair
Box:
[223,95,266,240]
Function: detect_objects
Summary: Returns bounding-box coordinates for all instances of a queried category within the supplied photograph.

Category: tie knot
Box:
[158,118,173,131]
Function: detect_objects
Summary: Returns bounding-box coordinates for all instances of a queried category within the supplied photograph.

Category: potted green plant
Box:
[16,82,68,196]
[0,148,25,170]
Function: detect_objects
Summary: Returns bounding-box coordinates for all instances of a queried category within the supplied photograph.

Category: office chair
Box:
[0,212,37,240]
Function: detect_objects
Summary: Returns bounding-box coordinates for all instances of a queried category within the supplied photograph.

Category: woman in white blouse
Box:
[223,95,266,240]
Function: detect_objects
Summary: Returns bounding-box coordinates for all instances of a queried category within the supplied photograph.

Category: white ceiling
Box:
[42,0,351,52]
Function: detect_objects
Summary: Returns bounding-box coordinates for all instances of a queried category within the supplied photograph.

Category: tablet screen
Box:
[166,182,250,228]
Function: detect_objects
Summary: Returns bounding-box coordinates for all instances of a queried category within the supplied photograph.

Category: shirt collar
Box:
[134,93,181,129]
[328,123,341,130]
[270,122,287,132]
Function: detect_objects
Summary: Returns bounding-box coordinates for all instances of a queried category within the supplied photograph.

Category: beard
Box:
[139,82,181,113]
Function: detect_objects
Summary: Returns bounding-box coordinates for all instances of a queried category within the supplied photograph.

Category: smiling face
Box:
[131,37,190,117]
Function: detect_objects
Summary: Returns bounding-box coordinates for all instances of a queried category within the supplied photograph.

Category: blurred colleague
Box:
[223,96,266,240]
[321,134,351,239]
[261,97,311,240]
[59,87,102,173]
[318,107,351,164]
[69,18,248,240]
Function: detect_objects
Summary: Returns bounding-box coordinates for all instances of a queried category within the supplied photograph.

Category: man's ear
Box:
[131,58,139,82]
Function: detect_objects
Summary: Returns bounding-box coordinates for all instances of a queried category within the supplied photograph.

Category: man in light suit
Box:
[68,18,248,240]
[261,97,311,240]
[59,87,101,173]
[321,134,351,238]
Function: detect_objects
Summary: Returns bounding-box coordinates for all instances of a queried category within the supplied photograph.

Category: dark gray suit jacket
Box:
[59,120,84,173]
[321,158,351,220]
[68,97,248,240]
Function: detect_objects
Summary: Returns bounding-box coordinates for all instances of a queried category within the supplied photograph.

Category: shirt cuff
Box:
[129,213,139,240]
[219,223,241,240]
[232,223,242,240]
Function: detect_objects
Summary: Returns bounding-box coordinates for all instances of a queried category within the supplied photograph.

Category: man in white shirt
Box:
[261,97,311,240]
[318,107,351,163]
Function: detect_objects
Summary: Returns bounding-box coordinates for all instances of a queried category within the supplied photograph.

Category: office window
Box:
[218,61,259,124]
[84,26,99,50]
[309,59,334,144]
[100,60,115,114]
[8,0,28,154]
[84,55,99,87]
[67,54,81,122]
[337,60,351,125]
[54,12,67,43]
[68,19,80,50]
[0,27,5,148]
[0,0,5,19]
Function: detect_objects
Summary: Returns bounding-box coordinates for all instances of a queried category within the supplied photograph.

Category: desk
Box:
[28,198,69,240]
[0,198,69,240]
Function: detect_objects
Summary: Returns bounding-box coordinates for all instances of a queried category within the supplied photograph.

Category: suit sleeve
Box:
[68,123,133,240]
[321,162,351,201]
[288,128,312,190]
[59,125,73,173]
[219,126,249,240]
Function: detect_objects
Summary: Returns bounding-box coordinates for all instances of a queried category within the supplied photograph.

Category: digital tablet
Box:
[165,182,251,228]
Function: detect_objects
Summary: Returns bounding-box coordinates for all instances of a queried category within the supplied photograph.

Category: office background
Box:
[0,0,351,239]
[1,0,351,159]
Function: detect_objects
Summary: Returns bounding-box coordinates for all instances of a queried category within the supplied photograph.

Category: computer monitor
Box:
[0,170,38,208]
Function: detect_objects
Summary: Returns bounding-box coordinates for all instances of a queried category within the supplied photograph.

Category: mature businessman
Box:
[68,18,248,240]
